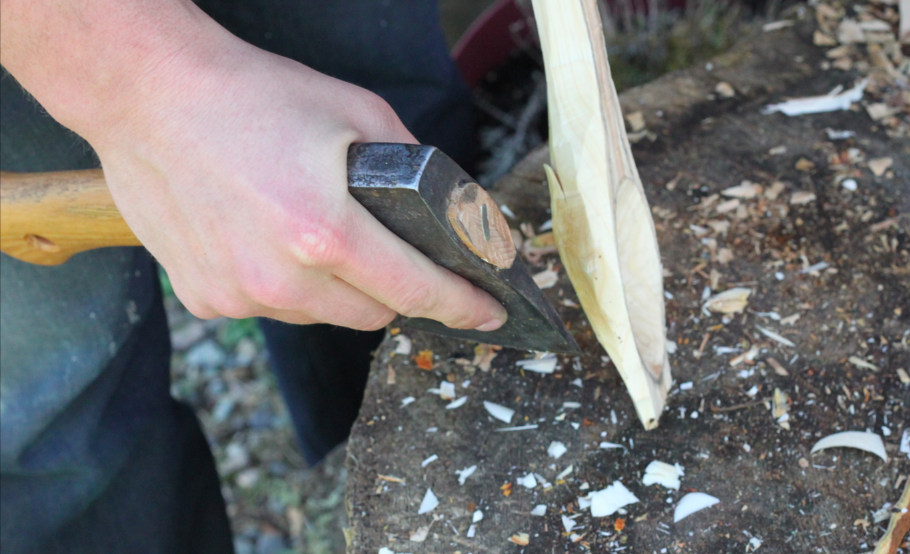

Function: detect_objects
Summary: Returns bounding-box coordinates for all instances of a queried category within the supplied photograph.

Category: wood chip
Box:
[532,267,559,289]
[625,111,646,132]
[508,533,530,546]
[811,431,888,461]
[773,388,790,419]
[472,343,501,372]
[796,158,816,171]
[868,157,893,177]
[722,181,762,198]
[764,181,786,200]
[838,18,866,43]
[704,288,752,314]
[767,357,789,376]
[826,45,853,58]
[790,191,817,205]
[848,355,880,371]
[866,103,896,120]
[715,82,735,98]
[756,325,796,347]
[716,198,741,214]
[814,30,838,45]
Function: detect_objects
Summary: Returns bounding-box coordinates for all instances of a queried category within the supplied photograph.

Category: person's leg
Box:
[0,70,233,553]
[192,0,476,464]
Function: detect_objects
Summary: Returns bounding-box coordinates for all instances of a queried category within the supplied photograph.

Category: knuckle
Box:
[290,220,347,269]
[356,93,408,138]
[356,310,396,331]
[208,292,255,320]
[240,275,286,309]
[393,280,439,319]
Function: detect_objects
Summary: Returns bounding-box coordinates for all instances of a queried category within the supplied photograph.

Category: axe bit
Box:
[0,143,580,354]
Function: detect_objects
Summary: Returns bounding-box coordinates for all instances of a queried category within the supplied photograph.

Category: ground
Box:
[345,10,910,554]
[165,303,350,554]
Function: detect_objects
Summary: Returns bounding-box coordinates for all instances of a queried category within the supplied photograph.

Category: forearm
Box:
[0,0,231,142]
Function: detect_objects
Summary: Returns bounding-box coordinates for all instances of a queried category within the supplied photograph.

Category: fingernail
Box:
[475,317,505,332]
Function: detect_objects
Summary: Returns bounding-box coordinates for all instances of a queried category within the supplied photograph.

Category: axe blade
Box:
[347,143,580,354]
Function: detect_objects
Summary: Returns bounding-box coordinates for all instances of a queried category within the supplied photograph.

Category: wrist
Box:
[0,0,236,145]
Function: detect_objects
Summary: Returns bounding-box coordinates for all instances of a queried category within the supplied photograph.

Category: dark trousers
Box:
[0,1,473,552]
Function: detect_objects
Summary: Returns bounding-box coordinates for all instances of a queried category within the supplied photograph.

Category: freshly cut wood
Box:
[532,0,671,428]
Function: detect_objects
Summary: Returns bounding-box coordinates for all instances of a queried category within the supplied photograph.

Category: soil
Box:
[345,17,910,554]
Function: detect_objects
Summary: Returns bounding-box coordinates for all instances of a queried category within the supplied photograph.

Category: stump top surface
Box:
[346,22,910,554]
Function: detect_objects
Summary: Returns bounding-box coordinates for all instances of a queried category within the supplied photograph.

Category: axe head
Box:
[348,143,580,355]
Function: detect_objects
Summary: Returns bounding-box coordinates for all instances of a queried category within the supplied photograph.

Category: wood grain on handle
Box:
[0,169,139,265]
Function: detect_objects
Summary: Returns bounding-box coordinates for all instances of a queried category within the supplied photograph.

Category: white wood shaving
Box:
[756,325,796,347]
[516,355,558,374]
[456,465,477,485]
[848,356,879,371]
[518,473,538,489]
[811,431,888,461]
[674,492,721,522]
[642,460,685,490]
[483,401,514,423]
[704,288,752,314]
[590,481,640,517]
[439,381,456,400]
[762,80,866,116]
[530,504,547,516]
[532,268,559,289]
[392,335,412,355]
[722,181,762,198]
[421,454,438,467]
[494,424,538,432]
[445,396,468,409]
[547,441,568,459]
[417,488,438,514]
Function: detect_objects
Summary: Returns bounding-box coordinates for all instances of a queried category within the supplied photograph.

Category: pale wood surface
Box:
[531,0,670,428]
[0,169,140,265]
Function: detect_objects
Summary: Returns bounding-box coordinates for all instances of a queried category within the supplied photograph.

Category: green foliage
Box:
[602,0,746,91]
[218,317,265,349]
[157,265,175,298]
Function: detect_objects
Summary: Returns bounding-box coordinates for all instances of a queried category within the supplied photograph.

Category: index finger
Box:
[332,199,508,331]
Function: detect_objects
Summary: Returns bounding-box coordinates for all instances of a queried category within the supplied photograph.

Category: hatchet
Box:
[0,143,580,354]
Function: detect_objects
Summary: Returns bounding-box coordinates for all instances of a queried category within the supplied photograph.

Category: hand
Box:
[82,39,508,331]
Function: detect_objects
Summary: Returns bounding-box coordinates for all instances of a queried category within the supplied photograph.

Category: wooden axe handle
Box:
[0,169,140,265]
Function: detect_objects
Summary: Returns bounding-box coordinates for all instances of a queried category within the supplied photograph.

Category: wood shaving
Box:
[790,191,817,205]
[508,533,529,546]
[704,288,752,314]
[868,157,893,176]
[767,358,789,376]
[715,82,735,98]
[722,181,762,198]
